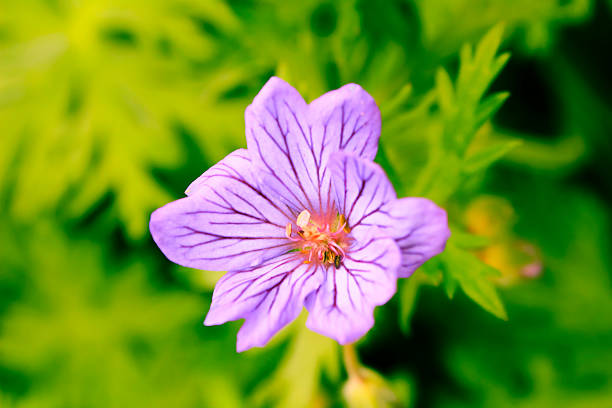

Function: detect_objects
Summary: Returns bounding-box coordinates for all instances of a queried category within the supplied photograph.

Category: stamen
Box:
[288,209,350,268]
[334,255,342,269]
[338,214,351,233]
[296,210,311,229]
[328,241,346,257]
[285,223,292,239]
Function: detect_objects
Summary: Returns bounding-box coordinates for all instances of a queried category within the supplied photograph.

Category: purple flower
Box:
[150,77,450,351]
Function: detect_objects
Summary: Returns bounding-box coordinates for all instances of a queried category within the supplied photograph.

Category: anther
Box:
[285,223,292,239]
[289,209,350,267]
[296,210,311,229]
[334,255,342,268]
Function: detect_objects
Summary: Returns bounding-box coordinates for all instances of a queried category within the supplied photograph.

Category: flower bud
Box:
[342,367,402,408]
[465,196,542,286]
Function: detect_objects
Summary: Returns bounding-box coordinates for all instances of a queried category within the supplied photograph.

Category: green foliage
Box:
[439,239,507,320]
[462,139,522,174]
[251,318,339,408]
[397,268,440,335]
[382,26,514,321]
[414,0,593,54]
[0,0,253,238]
[0,222,248,407]
[412,25,512,201]
[432,186,612,408]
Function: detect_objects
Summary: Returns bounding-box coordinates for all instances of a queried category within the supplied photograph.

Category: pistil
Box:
[286,210,350,267]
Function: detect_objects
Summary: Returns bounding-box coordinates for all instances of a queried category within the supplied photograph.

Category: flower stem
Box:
[342,344,362,379]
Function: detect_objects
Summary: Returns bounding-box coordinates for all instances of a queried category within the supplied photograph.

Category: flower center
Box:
[286,210,351,267]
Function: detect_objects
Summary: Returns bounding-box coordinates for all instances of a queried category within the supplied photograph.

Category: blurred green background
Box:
[1,0,611,407]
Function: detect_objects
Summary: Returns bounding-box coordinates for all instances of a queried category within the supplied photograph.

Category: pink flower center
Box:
[285,210,351,267]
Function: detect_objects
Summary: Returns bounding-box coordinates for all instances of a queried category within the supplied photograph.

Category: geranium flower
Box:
[150,77,450,351]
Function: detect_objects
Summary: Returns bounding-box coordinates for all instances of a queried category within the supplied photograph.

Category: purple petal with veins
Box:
[304,226,401,344]
[363,197,450,277]
[330,152,450,278]
[205,253,324,352]
[150,148,292,272]
[309,83,380,161]
[246,77,381,216]
[328,151,396,231]
[184,149,251,196]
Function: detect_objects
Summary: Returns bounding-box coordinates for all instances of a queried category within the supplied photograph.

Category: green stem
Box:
[342,344,362,379]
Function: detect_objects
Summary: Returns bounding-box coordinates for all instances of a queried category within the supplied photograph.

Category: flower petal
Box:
[309,83,381,161]
[328,152,396,231]
[245,77,381,216]
[184,149,250,196]
[204,253,324,352]
[328,152,449,278]
[304,227,401,344]
[245,77,322,213]
[150,149,293,271]
[365,198,450,277]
